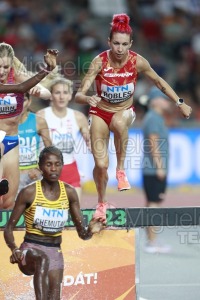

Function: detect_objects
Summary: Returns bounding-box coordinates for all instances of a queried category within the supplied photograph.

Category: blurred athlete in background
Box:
[37,78,90,203]
[18,92,52,193]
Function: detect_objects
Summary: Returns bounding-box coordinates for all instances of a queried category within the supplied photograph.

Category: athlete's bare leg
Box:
[90,116,110,203]
[110,108,135,170]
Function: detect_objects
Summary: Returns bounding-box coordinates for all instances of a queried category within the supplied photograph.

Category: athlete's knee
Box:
[111,119,122,133]
[94,160,109,172]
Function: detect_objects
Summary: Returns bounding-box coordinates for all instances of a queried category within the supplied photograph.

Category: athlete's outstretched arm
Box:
[67,184,104,238]
[0,49,58,94]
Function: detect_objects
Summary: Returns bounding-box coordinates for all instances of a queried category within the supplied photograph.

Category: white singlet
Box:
[43,107,80,164]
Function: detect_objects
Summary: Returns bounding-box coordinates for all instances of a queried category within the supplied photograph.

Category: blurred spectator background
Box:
[0,0,200,126]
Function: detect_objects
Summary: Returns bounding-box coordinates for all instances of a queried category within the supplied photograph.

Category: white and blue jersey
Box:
[18,112,40,169]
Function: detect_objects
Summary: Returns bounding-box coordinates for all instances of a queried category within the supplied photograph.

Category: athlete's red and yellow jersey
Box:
[24,180,69,237]
[95,50,138,104]
[0,68,24,119]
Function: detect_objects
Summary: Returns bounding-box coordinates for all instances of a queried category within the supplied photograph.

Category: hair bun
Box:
[110,13,132,36]
[112,14,130,26]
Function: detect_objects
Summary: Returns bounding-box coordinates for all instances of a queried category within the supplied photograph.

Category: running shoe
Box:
[0,178,9,196]
[116,169,131,191]
[93,202,108,223]
[144,241,171,254]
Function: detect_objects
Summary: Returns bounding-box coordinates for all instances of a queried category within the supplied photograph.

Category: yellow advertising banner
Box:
[0,229,135,300]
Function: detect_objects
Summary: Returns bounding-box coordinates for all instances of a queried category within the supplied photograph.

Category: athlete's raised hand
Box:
[44,49,59,71]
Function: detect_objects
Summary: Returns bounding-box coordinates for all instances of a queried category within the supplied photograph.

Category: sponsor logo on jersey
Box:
[0,95,17,114]
[104,67,113,72]
[101,83,134,103]
[104,72,133,78]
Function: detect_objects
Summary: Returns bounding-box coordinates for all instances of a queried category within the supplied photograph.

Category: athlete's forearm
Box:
[4,226,18,252]
[0,68,55,94]
[75,92,90,105]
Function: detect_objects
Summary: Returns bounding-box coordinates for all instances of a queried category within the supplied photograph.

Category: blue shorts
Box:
[2,135,19,155]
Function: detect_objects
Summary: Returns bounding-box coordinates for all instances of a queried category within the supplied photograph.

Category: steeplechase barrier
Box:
[0,207,199,300]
